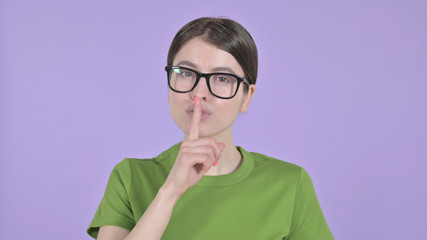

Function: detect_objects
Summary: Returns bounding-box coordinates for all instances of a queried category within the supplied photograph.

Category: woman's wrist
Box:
[158,185,182,203]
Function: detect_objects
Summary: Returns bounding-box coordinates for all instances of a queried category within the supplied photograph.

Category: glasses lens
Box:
[169,68,196,92]
[209,74,239,98]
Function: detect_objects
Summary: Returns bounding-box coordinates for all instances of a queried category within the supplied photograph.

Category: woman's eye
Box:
[181,71,194,77]
[216,76,231,83]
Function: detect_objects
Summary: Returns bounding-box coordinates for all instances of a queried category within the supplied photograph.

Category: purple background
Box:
[1,0,426,239]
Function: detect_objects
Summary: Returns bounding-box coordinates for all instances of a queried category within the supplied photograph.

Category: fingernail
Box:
[221,142,226,148]
[194,97,198,104]
[213,161,219,167]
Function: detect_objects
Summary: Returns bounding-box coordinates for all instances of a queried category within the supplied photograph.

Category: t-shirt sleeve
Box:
[287,168,334,240]
[87,159,135,239]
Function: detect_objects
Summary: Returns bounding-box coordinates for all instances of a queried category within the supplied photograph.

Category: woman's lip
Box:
[186,105,212,115]
[186,111,212,120]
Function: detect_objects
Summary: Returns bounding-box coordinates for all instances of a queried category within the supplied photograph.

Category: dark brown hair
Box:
[167,17,258,87]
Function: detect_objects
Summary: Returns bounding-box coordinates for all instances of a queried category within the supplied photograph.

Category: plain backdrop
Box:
[1,0,426,239]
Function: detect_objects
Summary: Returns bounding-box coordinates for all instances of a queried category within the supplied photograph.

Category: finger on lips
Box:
[185,96,226,170]
[188,97,201,141]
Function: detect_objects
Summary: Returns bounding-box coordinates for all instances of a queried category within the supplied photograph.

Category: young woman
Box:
[87,17,334,240]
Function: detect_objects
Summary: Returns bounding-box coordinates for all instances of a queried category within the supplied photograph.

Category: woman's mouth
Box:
[186,104,213,120]
[186,111,212,120]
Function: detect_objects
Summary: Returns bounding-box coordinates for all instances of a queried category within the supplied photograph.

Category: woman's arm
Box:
[126,186,180,239]
[97,186,180,240]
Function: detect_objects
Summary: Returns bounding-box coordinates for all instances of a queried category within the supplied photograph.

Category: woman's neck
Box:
[205,129,243,176]
[204,142,243,176]
[183,127,242,176]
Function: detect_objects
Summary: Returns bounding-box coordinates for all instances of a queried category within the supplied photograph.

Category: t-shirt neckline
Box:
[161,142,254,187]
[196,145,254,187]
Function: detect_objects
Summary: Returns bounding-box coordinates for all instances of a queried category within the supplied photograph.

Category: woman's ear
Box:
[240,85,256,113]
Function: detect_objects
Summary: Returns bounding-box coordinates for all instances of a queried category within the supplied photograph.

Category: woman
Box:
[87,17,334,240]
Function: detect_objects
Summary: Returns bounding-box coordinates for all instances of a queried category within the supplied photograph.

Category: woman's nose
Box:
[191,77,211,100]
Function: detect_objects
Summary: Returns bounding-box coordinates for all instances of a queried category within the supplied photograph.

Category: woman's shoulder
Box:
[112,157,158,170]
[113,143,181,173]
[239,146,304,175]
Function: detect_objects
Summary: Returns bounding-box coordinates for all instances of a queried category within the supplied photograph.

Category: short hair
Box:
[167,17,258,87]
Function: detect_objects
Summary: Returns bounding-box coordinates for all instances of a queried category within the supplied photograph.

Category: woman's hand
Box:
[162,97,226,197]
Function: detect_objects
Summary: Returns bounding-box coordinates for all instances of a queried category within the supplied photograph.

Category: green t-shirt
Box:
[87,142,333,239]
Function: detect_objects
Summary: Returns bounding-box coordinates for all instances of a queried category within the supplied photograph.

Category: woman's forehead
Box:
[172,38,244,75]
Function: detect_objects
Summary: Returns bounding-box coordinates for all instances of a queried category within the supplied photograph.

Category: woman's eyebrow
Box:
[176,60,197,69]
[176,60,237,74]
[212,67,236,74]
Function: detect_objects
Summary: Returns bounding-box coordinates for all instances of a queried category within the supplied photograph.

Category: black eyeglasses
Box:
[165,66,250,99]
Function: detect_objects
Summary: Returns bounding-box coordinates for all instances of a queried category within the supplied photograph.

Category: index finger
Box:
[188,97,201,140]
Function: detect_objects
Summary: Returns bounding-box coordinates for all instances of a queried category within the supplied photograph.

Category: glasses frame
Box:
[165,66,250,99]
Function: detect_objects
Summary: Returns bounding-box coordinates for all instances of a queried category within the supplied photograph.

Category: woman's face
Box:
[168,37,255,139]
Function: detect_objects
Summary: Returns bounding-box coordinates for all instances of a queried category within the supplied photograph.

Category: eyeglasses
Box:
[165,66,250,99]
